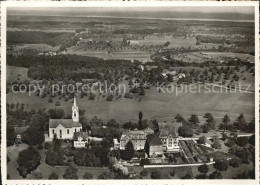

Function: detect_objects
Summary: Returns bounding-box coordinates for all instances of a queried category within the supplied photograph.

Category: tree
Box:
[211,139,222,150]
[170,170,175,177]
[140,170,148,177]
[229,158,240,168]
[107,119,119,128]
[151,170,161,179]
[46,139,64,166]
[17,147,41,178]
[197,136,207,144]
[83,172,93,179]
[139,87,145,96]
[28,171,43,179]
[198,164,209,174]
[98,171,114,179]
[189,114,199,125]
[221,114,230,133]
[178,126,194,137]
[22,110,46,146]
[175,114,185,122]
[138,111,143,130]
[182,172,193,179]
[123,121,137,130]
[196,174,208,179]
[151,119,159,134]
[48,172,59,179]
[213,160,229,171]
[63,163,78,179]
[48,108,65,119]
[209,170,222,179]
[122,141,135,161]
[235,137,249,147]
[7,126,16,146]
[234,114,247,131]
[140,158,150,166]
[249,134,255,145]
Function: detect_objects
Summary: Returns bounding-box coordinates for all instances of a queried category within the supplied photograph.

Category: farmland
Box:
[7,83,254,124]
[6,8,255,180]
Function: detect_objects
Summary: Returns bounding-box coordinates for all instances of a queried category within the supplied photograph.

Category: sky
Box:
[8,6,254,21]
[9,7,254,14]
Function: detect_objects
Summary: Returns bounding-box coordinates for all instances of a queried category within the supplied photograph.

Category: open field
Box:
[172,52,254,63]
[7,65,28,82]
[12,43,60,53]
[7,83,254,124]
[66,47,151,61]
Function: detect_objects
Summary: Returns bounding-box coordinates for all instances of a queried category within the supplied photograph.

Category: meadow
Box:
[7,83,254,125]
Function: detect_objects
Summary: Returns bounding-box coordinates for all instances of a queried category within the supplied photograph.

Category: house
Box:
[159,129,180,153]
[74,131,88,148]
[49,97,82,140]
[14,125,29,143]
[120,130,147,150]
[143,127,154,135]
[145,134,164,157]
[113,138,120,150]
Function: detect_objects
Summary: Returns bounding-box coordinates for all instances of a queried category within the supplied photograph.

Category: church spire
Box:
[73,96,77,107]
[72,96,79,122]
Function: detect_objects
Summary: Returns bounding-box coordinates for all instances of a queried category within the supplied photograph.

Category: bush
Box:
[83,172,93,179]
[211,140,222,150]
[209,170,222,179]
[140,170,148,177]
[140,158,150,166]
[151,170,161,179]
[44,142,51,149]
[106,95,114,101]
[198,164,209,174]
[38,144,43,150]
[229,158,240,168]
[213,160,228,171]
[48,172,59,179]
[170,170,175,177]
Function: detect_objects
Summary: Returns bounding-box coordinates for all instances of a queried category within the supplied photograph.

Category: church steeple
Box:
[72,96,79,122]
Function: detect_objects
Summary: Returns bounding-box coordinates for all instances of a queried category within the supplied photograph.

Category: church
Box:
[49,97,82,140]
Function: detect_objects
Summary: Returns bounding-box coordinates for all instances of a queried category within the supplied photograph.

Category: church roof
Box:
[49,119,82,128]
[146,134,163,146]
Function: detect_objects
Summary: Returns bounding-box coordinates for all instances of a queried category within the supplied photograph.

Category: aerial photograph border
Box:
[1,1,259,185]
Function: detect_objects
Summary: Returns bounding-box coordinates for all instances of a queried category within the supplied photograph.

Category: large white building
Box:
[159,129,180,153]
[49,97,82,140]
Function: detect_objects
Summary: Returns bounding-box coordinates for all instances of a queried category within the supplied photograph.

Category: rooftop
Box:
[146,134,163,146]
[49,119,82,128]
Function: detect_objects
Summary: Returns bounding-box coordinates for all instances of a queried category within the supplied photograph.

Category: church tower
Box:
[72,96,79,122]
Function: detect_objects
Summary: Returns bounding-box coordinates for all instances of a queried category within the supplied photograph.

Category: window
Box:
[52,129,54,134]
[67,129,69,134]
[75,128,77,132]
[74,112,76,117]
[60,130,62,135]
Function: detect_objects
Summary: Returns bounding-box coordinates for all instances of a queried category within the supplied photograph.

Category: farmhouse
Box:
[73,131,88,148]
[119,130,147,150]
[144,134,164,157]
[14,125,29,143]
[49,97,82,140]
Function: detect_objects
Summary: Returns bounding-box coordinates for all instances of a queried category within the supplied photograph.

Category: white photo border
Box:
[1,1,259,185]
